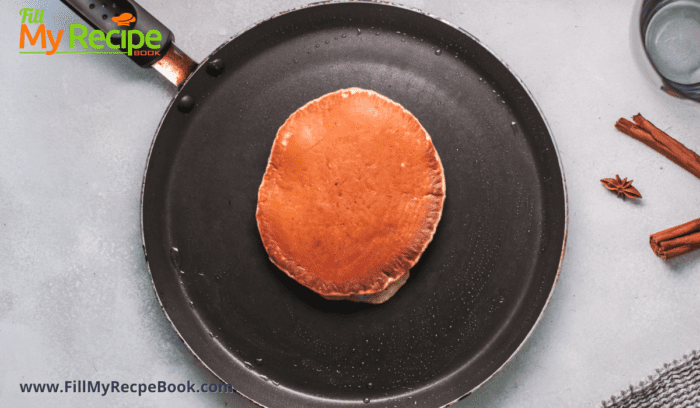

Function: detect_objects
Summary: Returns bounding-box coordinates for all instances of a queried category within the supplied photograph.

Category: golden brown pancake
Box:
[256,88,445,304]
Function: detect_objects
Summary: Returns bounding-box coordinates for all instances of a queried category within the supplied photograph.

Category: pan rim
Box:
[139,1,569,406]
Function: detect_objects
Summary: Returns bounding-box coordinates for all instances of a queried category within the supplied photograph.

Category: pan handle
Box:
[59,0,197,87]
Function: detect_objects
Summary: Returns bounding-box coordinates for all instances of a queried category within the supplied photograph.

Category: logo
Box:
[112,13,135,27]
[19,7,162,56]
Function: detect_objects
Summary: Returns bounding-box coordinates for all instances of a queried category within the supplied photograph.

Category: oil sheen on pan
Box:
[256,88,446,304]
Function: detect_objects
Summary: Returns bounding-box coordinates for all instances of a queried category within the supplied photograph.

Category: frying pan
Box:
[61,0,567,406]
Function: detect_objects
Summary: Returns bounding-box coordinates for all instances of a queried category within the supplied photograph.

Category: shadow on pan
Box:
[132,1,567,407]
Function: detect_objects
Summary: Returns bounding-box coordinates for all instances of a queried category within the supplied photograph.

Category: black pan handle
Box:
[59,0,197,87]
[59,0,173,67]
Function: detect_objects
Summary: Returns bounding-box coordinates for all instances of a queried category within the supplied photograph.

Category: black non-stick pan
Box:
[62,1,567,406]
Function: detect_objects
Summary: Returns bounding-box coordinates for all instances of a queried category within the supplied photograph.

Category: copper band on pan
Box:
[153,44,198,88]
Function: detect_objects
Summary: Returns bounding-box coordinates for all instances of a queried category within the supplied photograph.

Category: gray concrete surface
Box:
[2,0,700,407]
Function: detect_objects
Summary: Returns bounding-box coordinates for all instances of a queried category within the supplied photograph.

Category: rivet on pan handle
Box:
[59,0,197,87]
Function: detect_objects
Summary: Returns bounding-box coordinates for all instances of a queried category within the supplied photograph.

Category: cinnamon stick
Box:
[650,218,700,260]
[616,114,700,260]
[615,114,700,180]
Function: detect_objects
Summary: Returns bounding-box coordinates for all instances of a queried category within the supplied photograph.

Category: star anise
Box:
[601,175,642,199]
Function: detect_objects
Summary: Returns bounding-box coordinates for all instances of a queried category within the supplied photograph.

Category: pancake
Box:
[256,88,445,304]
